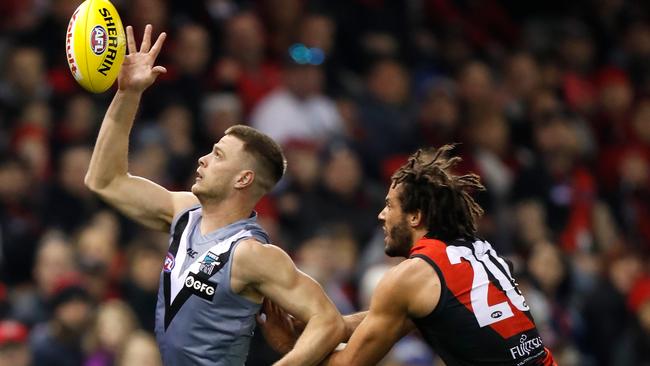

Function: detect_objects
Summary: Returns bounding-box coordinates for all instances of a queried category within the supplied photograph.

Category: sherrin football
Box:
[65,0,126,93]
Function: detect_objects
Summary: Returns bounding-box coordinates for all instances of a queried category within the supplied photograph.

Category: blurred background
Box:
[0,0,650,365]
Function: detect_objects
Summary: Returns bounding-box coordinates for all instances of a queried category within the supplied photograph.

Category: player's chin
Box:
[383,241,397,257]
[384,247,399,257]
[190,183,202,195]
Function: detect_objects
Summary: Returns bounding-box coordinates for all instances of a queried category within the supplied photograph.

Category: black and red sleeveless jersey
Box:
[409,236,556,366]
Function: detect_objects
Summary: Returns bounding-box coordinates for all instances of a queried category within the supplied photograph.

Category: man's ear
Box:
[235,170,255,189]
[408,210,422,228]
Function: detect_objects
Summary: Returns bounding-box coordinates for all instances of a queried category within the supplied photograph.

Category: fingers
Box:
[141,24,152,53]
[256,312,267,325]
[126,24,165,58]
[260,299,296,330]
[126,26,136,54]
[263,297,278,315]
[258,298,271,323]
[152,66,167,75]
[267,300,281,317]
[262,299,284,321]
[150,31,167,60]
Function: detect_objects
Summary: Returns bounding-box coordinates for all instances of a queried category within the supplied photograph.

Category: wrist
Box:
[115,89,143,98]
[279,341,295,355]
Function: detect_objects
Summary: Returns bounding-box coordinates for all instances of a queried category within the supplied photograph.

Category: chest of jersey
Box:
[154,208,266,365]
[410,238,549,365]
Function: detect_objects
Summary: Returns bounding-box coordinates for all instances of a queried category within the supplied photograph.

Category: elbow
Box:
[84,171,112,193]
[84,173,96,191]
[84,172,102,193]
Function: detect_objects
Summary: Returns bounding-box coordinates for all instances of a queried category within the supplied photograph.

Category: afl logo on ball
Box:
[90,25,107,55]
[163,253,175,273]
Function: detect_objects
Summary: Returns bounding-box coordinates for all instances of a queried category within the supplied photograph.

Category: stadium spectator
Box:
[355,59,417,178]
[116,331,162,366]
[84,300,139,366]
[29,277,94,366]
[613,276,650,365]
[10,231,76,326]
[0,320,30,366]
[218,12,281,115]
[121,238,164,332]
[251,57,343,146]
[582,246,644,365]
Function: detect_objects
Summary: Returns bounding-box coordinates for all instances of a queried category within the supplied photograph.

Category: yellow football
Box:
[65,0,126,93]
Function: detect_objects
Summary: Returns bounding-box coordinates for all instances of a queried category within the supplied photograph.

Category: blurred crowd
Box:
[1,0,650,365]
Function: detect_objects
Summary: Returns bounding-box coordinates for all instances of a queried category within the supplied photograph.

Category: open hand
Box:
[118,24,167,93]
[256,298,304,354]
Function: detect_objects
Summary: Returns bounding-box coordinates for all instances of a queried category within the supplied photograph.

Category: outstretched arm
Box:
[322,269,413,366]
[85,24,197,231]
[235,240,345,366]
[322,258,439,366]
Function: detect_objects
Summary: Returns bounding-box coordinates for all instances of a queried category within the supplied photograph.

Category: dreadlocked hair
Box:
[391,144,485,240]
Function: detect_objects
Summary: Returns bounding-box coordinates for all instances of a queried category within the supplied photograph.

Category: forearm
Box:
[342,312,367,342]
[320,312,415,366]
[317,312,368,366]
[319,349,344,366]
[85,90,142,189]
[274,312,345,366]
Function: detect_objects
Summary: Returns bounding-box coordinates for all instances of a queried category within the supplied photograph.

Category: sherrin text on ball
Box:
[66,0,126,93]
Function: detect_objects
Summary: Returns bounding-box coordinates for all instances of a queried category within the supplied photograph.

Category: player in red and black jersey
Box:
[259,145,556,366]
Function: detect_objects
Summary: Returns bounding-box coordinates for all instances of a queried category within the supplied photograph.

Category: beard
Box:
[191,180,227,203]
[384,218,413,258]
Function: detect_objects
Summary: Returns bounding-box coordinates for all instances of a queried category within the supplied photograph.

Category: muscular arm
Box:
[235,241,345,366]
[84,25,197,231]
[341,311,414,342]
[323,259,439,366]
[85,90,197,230]
[342,312,367,342]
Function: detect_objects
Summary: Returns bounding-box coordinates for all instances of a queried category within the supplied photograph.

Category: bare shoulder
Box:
[381,258,437,287]
[396,257,435,274]
[373,258,440,317]
[170,191,200,216]
[232,239,294,284]
[234,239,289,262]
[401,257,440,281]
